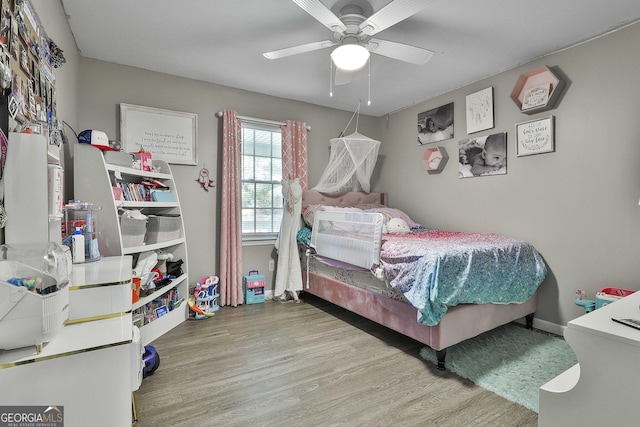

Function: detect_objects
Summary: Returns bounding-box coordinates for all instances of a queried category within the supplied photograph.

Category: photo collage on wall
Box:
[0,0,63,126]
[418,65,564,178]
[417,88,507,178]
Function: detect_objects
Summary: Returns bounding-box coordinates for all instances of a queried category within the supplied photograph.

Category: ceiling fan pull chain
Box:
[329,56,333,97]
[368,57,372,106]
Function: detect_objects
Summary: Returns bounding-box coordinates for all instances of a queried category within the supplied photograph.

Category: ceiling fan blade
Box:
[263,40,337,60]
[360,0,431,36]
[334,67,353,86]
[291,0,347,33]
[367,38,433,65]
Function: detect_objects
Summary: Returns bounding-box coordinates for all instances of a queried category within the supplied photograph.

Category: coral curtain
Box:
[281,120,308,189]
[219,110,243,306]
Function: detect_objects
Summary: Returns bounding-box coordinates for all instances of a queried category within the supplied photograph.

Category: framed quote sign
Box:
[515,116,555,157]
[120,103,198,165]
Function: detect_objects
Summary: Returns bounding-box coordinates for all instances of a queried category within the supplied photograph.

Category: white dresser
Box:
[0,256,139,427]
[539,290,640,426]
[0,314,133,426]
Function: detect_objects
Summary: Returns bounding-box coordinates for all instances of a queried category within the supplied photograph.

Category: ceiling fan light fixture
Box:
[331,44,370,71]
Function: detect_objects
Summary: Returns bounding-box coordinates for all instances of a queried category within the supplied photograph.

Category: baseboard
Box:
[514,316,566,336]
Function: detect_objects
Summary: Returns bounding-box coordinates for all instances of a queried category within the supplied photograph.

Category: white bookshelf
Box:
[74,143,188,345]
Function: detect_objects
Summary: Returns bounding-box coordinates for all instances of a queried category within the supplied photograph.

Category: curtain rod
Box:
[215,111,311,131]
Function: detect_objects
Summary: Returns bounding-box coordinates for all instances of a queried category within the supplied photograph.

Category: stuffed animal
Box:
[154,250,174,276]
[386,217,410,234]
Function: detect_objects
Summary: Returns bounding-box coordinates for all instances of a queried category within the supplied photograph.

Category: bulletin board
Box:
[120,103,197,165]
[1,0,63,128]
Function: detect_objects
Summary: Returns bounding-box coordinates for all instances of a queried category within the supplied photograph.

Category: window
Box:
[241,121,283,241]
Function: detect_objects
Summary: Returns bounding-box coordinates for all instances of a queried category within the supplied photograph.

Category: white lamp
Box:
[331,43,370,71]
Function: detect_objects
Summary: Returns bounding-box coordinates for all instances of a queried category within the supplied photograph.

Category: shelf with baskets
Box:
[74,143,188,345]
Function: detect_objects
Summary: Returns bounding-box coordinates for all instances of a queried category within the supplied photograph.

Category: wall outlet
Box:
[268,259,275,271]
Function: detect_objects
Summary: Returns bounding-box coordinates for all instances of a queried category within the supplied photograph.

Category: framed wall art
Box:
[510,66,567,114]
[417,102,454,145]
[515,116,555,157]
[458,132,507,178]
[120,103,198,165]
[465,87,494,134]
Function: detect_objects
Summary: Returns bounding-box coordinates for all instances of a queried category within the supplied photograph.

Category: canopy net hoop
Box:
[312,131,380,193]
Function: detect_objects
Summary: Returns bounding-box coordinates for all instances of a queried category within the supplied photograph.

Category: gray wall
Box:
[35,1,640,328]
[378,23,640,326]
[31,0,80,199]
[75,58,378,291]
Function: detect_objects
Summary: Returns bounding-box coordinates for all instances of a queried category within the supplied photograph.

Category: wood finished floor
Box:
[135,294,537,427]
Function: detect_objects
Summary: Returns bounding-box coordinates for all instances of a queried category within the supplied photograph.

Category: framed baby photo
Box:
[458,132,507,179]
[417,102,454,145]
[515,116,555,157]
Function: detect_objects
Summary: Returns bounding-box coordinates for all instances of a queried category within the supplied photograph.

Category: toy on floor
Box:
[188,275,220,319]
[143,345,160,377]
[574,289,596,313]
[575,287,636,314]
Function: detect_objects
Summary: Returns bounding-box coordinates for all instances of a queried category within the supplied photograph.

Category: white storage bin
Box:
[146,215,181,244]
[120,210,147,248]
[103,151,134,168]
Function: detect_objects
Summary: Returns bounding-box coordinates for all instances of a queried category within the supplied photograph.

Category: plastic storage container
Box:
[63,201,101,262]
[0,242,71,351]
[243,270,265,304]
[596,287,636,309]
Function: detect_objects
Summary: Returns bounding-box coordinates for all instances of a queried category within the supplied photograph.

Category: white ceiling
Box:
[59,0,640,117]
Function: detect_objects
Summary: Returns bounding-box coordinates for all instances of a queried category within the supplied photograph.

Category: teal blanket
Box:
[380,230,547,326]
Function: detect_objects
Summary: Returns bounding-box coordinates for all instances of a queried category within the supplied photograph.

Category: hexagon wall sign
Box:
[423,146,448,174]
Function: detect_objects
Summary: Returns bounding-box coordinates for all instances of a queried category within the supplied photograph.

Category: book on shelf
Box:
[117,182,151,202]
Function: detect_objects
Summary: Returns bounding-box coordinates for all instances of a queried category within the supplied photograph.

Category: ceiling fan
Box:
[263,0,434,84]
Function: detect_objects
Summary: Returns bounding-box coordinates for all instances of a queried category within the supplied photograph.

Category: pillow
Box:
[386,218,411,234]
[354,203,385,210]
[363,207,420,228]
[321,206,364,214]
[303,205,367,228]
[302,204,324,228]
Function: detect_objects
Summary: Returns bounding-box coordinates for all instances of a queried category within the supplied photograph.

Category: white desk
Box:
[539,291,640,426]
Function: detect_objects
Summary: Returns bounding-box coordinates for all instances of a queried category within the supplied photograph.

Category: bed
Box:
[298,190,546,370]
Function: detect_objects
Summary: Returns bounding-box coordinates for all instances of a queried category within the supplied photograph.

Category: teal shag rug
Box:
[420,323,577,413]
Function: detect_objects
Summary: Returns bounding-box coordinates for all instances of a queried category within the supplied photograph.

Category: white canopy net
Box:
[312,131,380,193]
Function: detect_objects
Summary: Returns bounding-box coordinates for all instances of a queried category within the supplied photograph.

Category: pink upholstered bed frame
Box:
[301,190,538,370]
